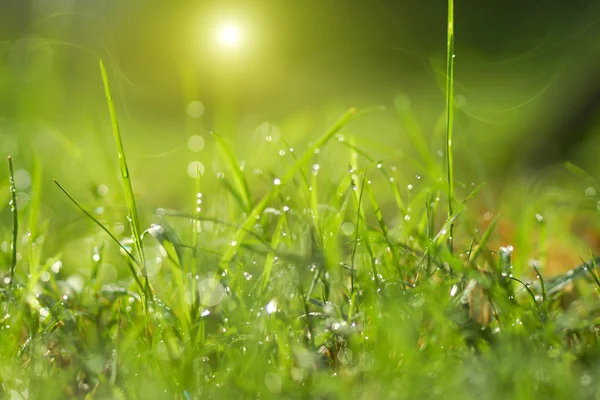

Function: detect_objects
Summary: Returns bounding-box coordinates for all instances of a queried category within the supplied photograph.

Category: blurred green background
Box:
[2,0,600,219]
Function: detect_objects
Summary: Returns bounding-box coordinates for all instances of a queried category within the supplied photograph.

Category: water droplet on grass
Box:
[450,285,458,297]
[266,299,277,314]
[51,260,62,273]
[586,187,597,197]
[581,373,592,387]
[535,213,544,222]
[312,164,320,175]
[341,222,354,236]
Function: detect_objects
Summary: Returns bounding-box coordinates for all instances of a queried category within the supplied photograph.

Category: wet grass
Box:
[2,80,600,400]
[3,4,600,400]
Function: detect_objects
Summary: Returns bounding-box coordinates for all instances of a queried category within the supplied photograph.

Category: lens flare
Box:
[218,23,242,48]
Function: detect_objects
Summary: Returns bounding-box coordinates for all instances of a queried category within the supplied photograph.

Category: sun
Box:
[218,23,243,48]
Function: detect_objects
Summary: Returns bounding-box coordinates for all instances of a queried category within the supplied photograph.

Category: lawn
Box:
[2,1,600,399]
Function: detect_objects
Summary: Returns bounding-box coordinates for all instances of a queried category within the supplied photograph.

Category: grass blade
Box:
[99,60,150,301]
[260,214,285,295]
[445,0,456,253]
[211,131,253,212]
[8,156,18,285]
[467,213,500,266]
[53,179,145,293]
[585,252,600,290]
[364,176,406,284]
[564,161,600,190]
[350,170,368,293]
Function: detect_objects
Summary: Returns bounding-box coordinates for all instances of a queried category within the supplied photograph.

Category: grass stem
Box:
[445,0,455,253]
[8,156,18,285]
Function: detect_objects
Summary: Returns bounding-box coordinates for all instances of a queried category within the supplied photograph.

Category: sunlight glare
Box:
[218,23,242,48]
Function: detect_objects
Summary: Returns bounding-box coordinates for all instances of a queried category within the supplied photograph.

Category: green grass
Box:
[445,0,456,254]
[3,4,600,400]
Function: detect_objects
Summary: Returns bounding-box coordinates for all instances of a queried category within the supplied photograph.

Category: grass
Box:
[445,0,456,254]
[3,4,600,400]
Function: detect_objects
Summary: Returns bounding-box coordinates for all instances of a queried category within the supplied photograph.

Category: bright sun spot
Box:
[218,23,242,48]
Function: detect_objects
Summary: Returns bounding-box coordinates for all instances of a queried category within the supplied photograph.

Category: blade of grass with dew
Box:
[219,176,247,213]
[260,213,285,295]
[141,224,182,268]
[160,210,307,267]
[416,206,464,282]
[364,176,406,284]
[219,107,371,272]
[54,179,145,293]
[585,251,600,290]
[350,170,368,293]
[211,131,253,212]
[280,136,322,243]
[189,166,202,285]
[338,138,406,214]
[99,60,150,301]
[532,263,548,317]
[509,276,545,322]
[467,213,500,266]
[346,138,381,286]
[8,156,18,285]
[322,183,352,282]
[141,226,191,333]
[528,255,600,296]
[445,0,456,253]
[462,182,485,205]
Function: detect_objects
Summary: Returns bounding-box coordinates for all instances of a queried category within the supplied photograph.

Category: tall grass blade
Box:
[445,0,456,253]
[99,60,150,301]
[350,170,368,293]
[8,156,18,284]
[211,131,253,212]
